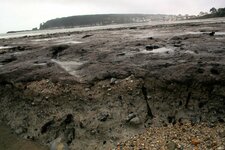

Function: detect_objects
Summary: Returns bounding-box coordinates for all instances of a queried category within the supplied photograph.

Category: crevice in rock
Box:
[51,45,69,59]
[41,120,55,134]
[141,85,154,119]
[210,68,220,75]
[167,116,176,125]
[198,101,207,108]
[63,114,74,125]
[185,92,192,108]
[82,34,93,38]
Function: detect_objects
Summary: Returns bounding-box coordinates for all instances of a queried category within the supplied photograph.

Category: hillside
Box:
[39,14,175,29]
[198,7,225,19]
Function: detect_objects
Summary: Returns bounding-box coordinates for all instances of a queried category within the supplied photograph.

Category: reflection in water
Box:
[0,125,47,150]
[0,46,13,50]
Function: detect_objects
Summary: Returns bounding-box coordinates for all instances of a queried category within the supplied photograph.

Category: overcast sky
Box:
[0,0,224,33]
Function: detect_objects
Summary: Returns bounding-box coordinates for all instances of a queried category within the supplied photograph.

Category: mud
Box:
[0,18,225,149]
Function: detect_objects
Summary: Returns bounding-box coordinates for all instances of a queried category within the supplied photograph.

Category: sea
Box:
[1,17,224,39]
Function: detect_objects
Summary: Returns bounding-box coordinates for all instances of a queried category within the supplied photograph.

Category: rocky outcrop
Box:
[0,18,225,149]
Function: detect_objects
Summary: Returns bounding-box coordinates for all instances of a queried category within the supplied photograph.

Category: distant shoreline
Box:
[1,17,224,39]
[7,30,32,34]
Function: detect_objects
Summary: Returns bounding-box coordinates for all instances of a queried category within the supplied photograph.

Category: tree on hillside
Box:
[210,7,217,14]
[217,8,225,17]
[197,7,225,19]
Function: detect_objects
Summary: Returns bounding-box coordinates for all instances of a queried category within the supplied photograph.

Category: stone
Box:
[15,127,26,135]
[110,78,117,84]
[208,123,216,128]
[90,129,97,135]
[130,117,141,125]
[191,138,200,146]
[85,88,90,91]
[125,113,136,122]
[166,141,177,150]
[23,134,34,140]
[147,95,151,99]
[98,112,109,122]
[114,80,119,84]
[50,137,69,150]
[219,130,225,138]
[128,113,136,119]
[210,116,217,123]
[217,146,225,150]
[191,116,201,125]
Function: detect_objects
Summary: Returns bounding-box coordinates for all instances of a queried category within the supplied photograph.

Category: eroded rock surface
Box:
[0,18,225,149]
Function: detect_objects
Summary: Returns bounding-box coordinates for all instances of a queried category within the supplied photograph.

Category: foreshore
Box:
[0,18,225,149]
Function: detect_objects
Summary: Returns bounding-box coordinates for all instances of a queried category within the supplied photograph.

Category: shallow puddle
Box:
[142,47,174,54]
[184,50,196,54]
[32,38,82,45]
[186,31,225,36]
[51,59,84,77]
[0,46,13,50]
[186,31,204,35]
[215,32,225,35]
[216,37,225,40]
[149,47,174,53]
[0,125,47,150]
[61,41,82,44]
[33,63,47,66]
[31,37,59,42]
